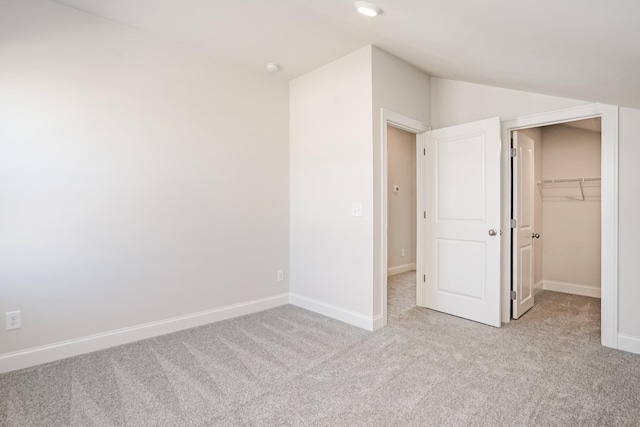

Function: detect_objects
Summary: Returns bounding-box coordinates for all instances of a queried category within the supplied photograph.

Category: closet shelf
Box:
[537,177,601,202]
[537,177,601,185]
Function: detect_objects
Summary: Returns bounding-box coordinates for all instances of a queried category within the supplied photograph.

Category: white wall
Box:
[0,0,290,366]
[618,107,640,342]
[387,126,416,274]
[541,125,601,294]
[517,127,543,287]
[289,46,374,324]
[432,77,640,351]
[431,78,587,128]
[290,46,430,329]
[372,47,431,322]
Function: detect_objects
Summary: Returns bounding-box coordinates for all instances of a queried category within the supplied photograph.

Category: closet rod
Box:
[537,177,600,184]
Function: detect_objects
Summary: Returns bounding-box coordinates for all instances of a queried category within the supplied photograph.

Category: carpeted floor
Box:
[2,273,640,426]
[387,270,418,321]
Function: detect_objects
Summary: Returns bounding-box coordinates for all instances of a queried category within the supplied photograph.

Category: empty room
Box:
[2,0,640,425]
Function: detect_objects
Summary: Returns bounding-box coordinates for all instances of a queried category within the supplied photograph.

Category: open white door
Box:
[512,131,536,319]
[419,117,502,327]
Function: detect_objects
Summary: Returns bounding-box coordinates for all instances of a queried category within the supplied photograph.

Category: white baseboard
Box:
[533,280,544,295]
[387,263,416,277]
[543,280,601,298]
[0,293,289,374]
[618,333,640,355]
[371,314,384,331]
[289,293,376,331]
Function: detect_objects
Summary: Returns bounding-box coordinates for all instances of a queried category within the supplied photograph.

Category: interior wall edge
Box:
[289,293,377,332]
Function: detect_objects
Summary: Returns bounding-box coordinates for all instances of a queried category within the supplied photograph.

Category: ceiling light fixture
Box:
[354,1,382,17]
[265,63,280,72]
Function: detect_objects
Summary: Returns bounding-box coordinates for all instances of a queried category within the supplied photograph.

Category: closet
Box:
[513,118,602,318]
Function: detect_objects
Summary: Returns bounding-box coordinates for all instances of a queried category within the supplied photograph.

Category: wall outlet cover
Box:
[6,311,21,331]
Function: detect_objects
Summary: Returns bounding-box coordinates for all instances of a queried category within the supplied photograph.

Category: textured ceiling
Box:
[51,0,640,108]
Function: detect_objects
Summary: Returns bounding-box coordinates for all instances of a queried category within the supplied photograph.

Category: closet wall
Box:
[541,123,602,297]
[387,125,416,275]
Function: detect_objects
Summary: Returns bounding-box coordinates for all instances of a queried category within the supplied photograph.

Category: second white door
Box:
[512,131,536,319]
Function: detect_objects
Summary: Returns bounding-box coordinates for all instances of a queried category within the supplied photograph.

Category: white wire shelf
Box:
[537,177,601,201]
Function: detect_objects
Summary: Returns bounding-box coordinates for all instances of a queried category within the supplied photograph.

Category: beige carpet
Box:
[387,270,418,321]
[2,278,640,426]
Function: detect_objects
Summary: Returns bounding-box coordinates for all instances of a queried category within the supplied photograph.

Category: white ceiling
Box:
[51,0,640,108]
[560,118,601,133]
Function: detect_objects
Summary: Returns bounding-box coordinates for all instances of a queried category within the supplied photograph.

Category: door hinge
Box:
[510,147,517,157]
[423,211,426,219]
[423,148,426,156]
[510,219,517,228]
[511,290,517,300]
[423,275,426,282]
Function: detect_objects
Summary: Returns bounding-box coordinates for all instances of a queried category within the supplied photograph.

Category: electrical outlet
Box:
[401,248,405,257]
[6,311,21,331]
[277,270,284,282]
[352,203,363,217]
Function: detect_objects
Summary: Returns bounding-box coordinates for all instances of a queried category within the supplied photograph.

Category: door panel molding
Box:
[422,117,501,327]
[512,131,535,318]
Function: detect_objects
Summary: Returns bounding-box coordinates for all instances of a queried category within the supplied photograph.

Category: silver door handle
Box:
[531,233,540,239]
[488,229,497,236]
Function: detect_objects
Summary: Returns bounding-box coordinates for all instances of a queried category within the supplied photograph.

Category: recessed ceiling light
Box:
[355,1,382,17]
[266,63,280,72]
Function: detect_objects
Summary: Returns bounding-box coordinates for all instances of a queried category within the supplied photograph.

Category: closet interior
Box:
[516,117,602,316]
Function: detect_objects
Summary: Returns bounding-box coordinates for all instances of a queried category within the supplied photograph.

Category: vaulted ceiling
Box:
[51,0,640,109]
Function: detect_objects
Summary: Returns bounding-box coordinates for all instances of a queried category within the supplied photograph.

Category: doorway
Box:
[380,109,429,328]
[501,104,618,349]
[386,125,417,321]
[511,118,602,320]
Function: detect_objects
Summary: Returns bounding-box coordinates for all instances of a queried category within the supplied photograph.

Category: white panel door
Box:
[512,131,536,319]
[420,117,502,327]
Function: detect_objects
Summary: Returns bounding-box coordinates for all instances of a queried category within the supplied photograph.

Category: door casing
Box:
[501,104,619,349]
[380,109,429,328]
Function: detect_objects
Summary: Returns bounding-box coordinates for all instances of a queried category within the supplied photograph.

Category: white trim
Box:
[542,280,601,299]
[372,314,385,331]
[0,293,289,374]
[618,334,640,355]
[501,103,619,350]
[416,134,426,308]
[387,263,416,276]
[289,293,377,331]
[379,109,429,330]
[534,280,544,296]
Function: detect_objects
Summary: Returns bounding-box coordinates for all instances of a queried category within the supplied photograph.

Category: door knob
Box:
[488,229,497,236]
[531,233,540,239]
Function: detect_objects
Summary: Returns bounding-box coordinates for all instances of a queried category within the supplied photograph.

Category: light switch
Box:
[352,203,363,217]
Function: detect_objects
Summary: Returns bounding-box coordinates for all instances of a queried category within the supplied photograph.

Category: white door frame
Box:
[380,109,429,327]
[501,103,619,349]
